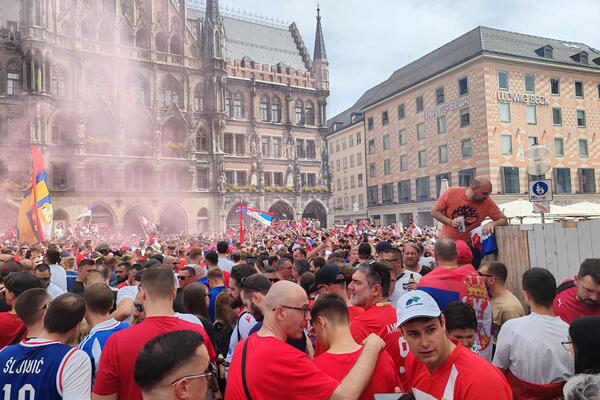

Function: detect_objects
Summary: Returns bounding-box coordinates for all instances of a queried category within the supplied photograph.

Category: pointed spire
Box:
[313,6,327,62]
[206,0,221,23]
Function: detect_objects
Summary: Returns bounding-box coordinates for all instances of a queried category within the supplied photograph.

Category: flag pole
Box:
[239,197,244,243]
[137,214,149,242]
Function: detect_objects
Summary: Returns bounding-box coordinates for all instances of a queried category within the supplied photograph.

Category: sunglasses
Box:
[275,304,310,318]
[177,275,190,281]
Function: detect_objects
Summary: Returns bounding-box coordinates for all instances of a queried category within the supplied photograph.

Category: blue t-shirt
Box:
[209,286,227,321]
[77,318,129,381]
[65,271,78,292]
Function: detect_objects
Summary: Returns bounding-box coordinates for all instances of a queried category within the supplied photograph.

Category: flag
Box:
[76,203,93,220]
[470,225,498,257]
[138,215,157,231]
[17,146,53,244]
[241,207,274,227]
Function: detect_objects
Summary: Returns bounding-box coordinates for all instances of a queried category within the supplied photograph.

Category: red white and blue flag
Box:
[470,225,498,257]
[240,207,274,227]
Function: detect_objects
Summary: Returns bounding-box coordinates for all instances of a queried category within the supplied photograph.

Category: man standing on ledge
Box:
[431,178,507,268]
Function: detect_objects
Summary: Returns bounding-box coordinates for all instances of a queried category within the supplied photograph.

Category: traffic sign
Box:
[532,201,550,214]
[529,179,553,202]
[352,203,359,212]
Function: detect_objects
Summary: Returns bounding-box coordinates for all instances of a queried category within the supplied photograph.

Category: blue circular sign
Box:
[532,181,549,196]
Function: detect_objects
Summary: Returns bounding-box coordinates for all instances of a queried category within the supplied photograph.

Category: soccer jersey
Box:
[553,279,600,324]
[0,339,92,400]
[225,308,257,364]
[77,318,129,380]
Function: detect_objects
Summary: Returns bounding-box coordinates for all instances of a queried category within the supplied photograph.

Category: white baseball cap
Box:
[396,290,441,327]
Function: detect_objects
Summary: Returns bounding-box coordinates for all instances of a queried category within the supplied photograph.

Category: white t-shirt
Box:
[493,313,574,384]
[225,310,257,364]
[47,282,66,299]
[218,257,235,273]
[390,270,423,307]
[176,313,202,325]
[116,285,138,325]
[50,264,68,292]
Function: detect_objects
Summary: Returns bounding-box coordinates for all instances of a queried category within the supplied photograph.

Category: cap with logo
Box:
[396,289,441,327]
[309,264,346,292]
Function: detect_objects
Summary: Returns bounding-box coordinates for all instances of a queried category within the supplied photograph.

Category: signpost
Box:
[526,145,552,224]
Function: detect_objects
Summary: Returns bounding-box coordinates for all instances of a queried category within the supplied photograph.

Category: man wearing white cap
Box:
[396,290,512,399]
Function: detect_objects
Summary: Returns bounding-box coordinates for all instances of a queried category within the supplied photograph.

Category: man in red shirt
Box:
[397,289,512,399]
[312,264,364,321]
[0,272,42,347]
[92,266,215,400]
[312,293,400,399]
[225,280,385,400]
[348,262,408,389]
[554,258,600,324]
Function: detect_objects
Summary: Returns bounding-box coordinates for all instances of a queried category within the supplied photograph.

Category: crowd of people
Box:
[0,180,599,399]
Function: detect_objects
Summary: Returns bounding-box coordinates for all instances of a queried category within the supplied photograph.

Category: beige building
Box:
[330,26,600,226]
[0,0,332,236]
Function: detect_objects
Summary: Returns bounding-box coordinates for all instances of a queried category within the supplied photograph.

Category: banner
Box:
[17,147,53,243]
[241,207,274,227]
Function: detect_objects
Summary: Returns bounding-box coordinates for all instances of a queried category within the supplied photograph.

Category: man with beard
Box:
[431,178,507,268]
[224,264,257,366]
[402,242,431,276]
[554,258,600,324]
[112,262,132,288]
[240,274,309,352]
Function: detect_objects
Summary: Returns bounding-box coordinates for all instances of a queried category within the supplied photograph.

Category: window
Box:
[554,168,571,193]
[436,87,444,104]
[271,97,281,123]
[416,177,430,201]
[458,77,468,96]
[295,101,304,125]
[398,180,411,203]
[524,74,535,93]
[580,53,589,64]
[575,81,584,98]
[438,144,448,164]
[501,135,512,155]
[528,136,538,148]
[350,175,355,188]
[196,130,208,152]
[260,97,270,121]
[397,103,405,119]
[357,153,362,166]
[554,137,564,157]
[544,47,553,59]
[382,111,389,126]
[236,171,247,186]
[459,168,476,187]
[550,78,560,95]
[382,183,394,204]
[418,149,427,167]
[577,110,586,127]
[461,138,472,159]
[336,141,340,152]
[344,177,348,189]
[358,173,363,187]
[296,139,306,158]
[526,105,536,124]
[384,159,391,175]
[417,123,425,140]
[336,159,340,171]
[233,97,243,119]
[369,163,376,178]
[343,157,347,170]
[553,107,562,126]
[415,96,424,113]
[193,93,204,112]
[579,138,589,157]
[383,134,390,150]
[436,173,451,197]
[367,117,374,131]
[223,133,234,154]
[400,154,408,171]
[502,167,520,194]
[52,163,68,189]
[499,102,511,122]
[598,83,600,100]
[272,137,281,157]
[356,131,362,144]
[349,154,355,168]
[306,140,316,159]
[349,134,354,147]
[6,72,19,95]
[51,74,66,98]
[358,194,364,208]
[498,71,509,90]
[235,134,246,155]
[398,129,407,145]
[273,172,283,186]
[305,101,315,125]
[342,138,347,150]
[368,139,375,154]
[261,137,270,156]
[460,108,470,127]
[196,168,209,189]
[579,169,596,193]
[367,186,379,206]
[437,116,446,135]
[337,179,341,191]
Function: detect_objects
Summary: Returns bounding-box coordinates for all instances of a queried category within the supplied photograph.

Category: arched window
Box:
[161,117,187,157]
[159,76,181,107]
[131,75,148,104]
[135,27,149,49]
[224,91,232,117]
[51,65,66,98]
[193,85,204,112]
[294,100,304,125]
[259,96,270,122]
[156,31,168,52]
[169,35,182,55]
[5,60,21,95]
[304,100,315,126]
[233,93,244,119]
[196,129,208,152]
[271,96,281,123]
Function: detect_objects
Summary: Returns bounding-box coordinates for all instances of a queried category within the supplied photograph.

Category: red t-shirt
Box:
[405,339,512,399]
[93,316,216,400]
[0,312,25,348]
[553,279,600,324]
[225,335,339,400]
[349,302,407,390]
[314,305,365,357]
[313,347,400,400]
[434,187,504,244]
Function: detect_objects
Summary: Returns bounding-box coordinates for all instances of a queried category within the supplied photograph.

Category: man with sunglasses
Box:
[135,330,213,400]
[173,266,197,313]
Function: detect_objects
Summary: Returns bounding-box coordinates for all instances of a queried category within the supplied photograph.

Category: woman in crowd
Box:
[569,316,600,374]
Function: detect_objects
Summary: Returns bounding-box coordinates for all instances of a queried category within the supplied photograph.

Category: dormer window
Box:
[570,51,589,64]
[593,57,600,66]
[536,45,553,59]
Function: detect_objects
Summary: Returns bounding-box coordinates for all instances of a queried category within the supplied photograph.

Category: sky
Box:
[220,0,600,119]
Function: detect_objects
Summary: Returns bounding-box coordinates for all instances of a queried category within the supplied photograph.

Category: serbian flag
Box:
[470,225,498,257]
[17,146,53,244]
[241,207,274,227]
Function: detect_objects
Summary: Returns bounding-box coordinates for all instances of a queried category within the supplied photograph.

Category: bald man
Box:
[432,178,507,266]
[225,281,386,400]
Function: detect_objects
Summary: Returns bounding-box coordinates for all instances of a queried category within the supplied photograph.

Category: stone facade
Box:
[0,0,331,235]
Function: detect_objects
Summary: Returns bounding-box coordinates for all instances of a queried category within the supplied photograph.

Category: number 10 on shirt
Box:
[3,383,36,400]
